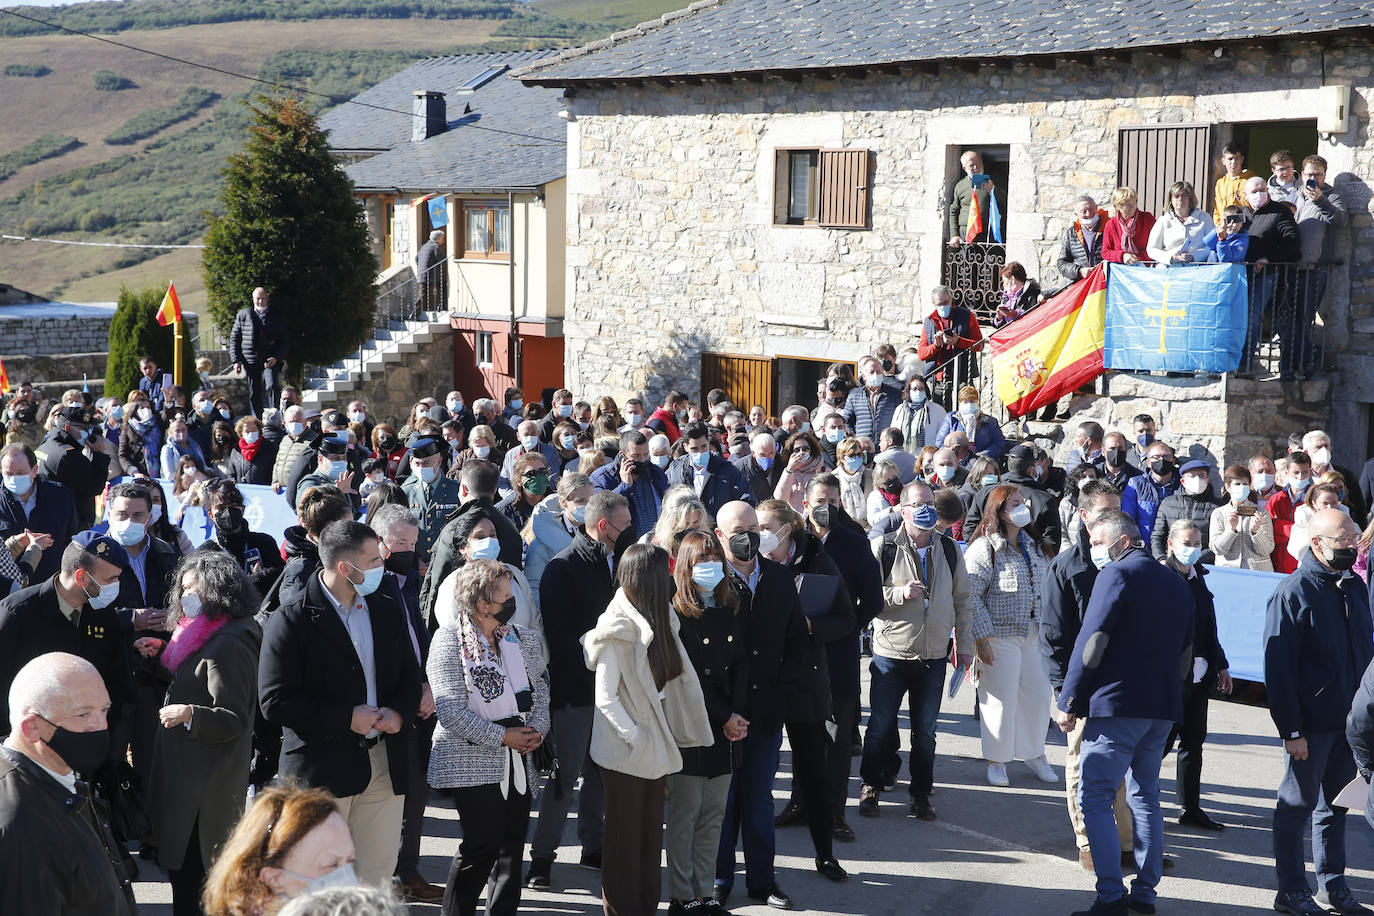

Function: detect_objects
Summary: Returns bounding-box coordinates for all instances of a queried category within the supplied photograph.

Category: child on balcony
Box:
[1204,205,1250,263]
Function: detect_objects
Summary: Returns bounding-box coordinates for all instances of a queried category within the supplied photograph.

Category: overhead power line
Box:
[1,233,206,250]
[0,7,567,146]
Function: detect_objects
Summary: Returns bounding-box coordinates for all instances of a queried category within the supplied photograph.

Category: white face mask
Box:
[1007,503,1033,528]
[1252,472,1274,492]
[757,528,781,556]
[244,431,260,445]
[180,591,204,619]
[1229,483,1250,502]
[521,435,539,451]
[1182,475,1209,496]
[83,575,121,610]
[625,413,643,427]
[287,422,305,437]
[1311,447,1331,468]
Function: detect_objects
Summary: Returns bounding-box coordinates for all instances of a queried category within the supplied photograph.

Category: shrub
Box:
[3,64,50,78]
[105,284,199,401]
[0,133,81,182]
[105,87,218,145]
[92,69,135,91]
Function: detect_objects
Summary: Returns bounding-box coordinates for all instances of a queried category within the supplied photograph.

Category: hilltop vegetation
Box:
[105,87,218,144]
[0,134,81,183]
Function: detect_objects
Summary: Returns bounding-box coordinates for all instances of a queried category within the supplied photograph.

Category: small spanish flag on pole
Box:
[0,357,10,395]
[156,283,185,387]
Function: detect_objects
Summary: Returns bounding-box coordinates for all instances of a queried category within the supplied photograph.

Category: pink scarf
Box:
[162,614,229,673]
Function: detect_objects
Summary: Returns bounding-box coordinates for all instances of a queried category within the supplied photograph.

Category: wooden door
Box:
[701,353,774,415]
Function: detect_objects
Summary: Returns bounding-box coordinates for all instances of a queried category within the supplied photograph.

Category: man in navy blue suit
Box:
[666,422,755,518]
[0,443,78,584]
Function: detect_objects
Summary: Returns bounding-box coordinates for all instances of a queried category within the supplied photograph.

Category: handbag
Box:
[531,728,558,777]
[102,760,152,843]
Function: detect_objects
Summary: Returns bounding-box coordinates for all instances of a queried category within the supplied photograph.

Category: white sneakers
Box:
[985,758,1058,786]
[986,762,1010,787]
[1025,755,1058,784]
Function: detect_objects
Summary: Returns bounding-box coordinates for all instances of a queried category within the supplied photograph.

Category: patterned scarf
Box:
[162,614,229,673]
[1120,214,1141,256]
[457,612,530,724]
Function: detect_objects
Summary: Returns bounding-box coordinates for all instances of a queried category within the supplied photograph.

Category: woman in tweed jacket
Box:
[1209,465,1275,571]
[427,559,549,916]
[964,484,1057,789]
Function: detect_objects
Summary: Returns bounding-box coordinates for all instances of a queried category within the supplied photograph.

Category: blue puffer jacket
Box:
[933,412,1006,461]
[1120,471,1178,551]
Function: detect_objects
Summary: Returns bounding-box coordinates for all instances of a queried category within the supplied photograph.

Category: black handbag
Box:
[102,761,152,843]
[531,729,558,777]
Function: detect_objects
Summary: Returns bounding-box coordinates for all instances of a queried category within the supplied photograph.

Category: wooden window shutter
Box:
[1117,125,1212,219]
[701,353,775,415]
[818,148,869,229]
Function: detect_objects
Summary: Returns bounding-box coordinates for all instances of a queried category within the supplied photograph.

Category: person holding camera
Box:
[589,430,669,539]
[1209,465,1275,571]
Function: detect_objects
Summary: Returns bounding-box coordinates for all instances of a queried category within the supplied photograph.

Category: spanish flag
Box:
[965,191,984,244]
[987,264,1107,418]
[155,282,182,327]
[0,358,8,395]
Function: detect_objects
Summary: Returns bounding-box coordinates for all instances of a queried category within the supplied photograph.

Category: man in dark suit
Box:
[34,406,112,530]
[230,286,289,417]
[713,501,810,911]
[258,520,422,887]
[666,422,757,518]
[368,504,442,903]
[733,430,781,504]
[0,443,78,584]
[525,491,631,890]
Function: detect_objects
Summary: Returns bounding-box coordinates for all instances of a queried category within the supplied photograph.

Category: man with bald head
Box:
[713,501,810,911]
[0,652,136,913]
[231,285,289,416]
[1264,508,1374,916]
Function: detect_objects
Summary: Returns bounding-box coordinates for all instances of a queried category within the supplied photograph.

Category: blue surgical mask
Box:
[959,401,978,417]
[417,464,437,484]
[560,434,576,450]
[1090,546,1113,570]
[757,455,773,471]
[651,454,671,469]
[1174,545,1202,566]
[844,455,864,473]
[981,474,999,487]
[347,562,384,597]
[447,399,463,413]
[558,404,573,417]
[468,537,500,560]
[909,504,938,530]
[1290,476,1311,493]
[937,305,952,319]
[691,560,725,592]
[521,435,539,451]
[910,390,928,406]
[320,458,343,481]
[690,450,711,469]
[2,473,32,497]
[569,504,587,524]
[510,399,524,411]
[287,422,305,437]
[474,445,491,459]
[109,518,145,547]
[290,863,358,896]
[936,464,956,482]
[798,422,811,435]
[826,429,845,444]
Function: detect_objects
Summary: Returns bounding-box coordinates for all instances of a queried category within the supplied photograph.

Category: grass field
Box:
[530,0,687,29]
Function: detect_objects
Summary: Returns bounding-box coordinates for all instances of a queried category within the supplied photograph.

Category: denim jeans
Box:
[860,655,946,797]
[1273,729,1356,896]
[1078,717,1172,906]
[715,729,784,893]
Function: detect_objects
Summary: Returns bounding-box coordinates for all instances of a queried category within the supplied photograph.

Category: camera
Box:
[1306,179,1319,189]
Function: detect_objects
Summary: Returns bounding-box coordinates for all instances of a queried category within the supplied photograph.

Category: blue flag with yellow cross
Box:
[1103,262,1249,373]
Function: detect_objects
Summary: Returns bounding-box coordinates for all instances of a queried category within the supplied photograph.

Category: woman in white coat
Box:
[583,544,713,916]
[1146,181,1214,266]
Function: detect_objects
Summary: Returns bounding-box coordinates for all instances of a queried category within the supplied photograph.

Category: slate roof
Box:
[320,49,567,193]
[516,0,1374,84]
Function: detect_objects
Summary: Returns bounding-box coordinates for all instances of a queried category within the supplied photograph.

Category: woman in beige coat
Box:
[1209,465,1275,571]
[583,544,713,916]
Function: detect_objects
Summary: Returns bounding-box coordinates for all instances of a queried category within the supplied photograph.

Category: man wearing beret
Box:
[34,406,113,529]
[400,437,463,566]
[294,437,360,514]
[0,531,132,738]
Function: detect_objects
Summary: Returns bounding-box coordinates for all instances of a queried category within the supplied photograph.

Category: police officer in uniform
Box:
[294,437,361,515]
[34,406,112,529]
[400,437,463,566]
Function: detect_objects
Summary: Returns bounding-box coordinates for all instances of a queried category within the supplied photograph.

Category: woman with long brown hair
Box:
[665,531,748,914]
[963,484,1056,788]
[584,544,712,916]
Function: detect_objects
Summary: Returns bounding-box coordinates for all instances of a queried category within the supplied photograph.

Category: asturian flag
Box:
[1104,263,1248,373]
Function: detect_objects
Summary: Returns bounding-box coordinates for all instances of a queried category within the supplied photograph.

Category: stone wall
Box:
[0,310,200,359]
[308,331,455,429]
[559,36,1374,468]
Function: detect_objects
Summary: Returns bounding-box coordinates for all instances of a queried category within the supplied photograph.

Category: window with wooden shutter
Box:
[701,352,775,415]
[819,148,869,229]
[1117,125,1212,219]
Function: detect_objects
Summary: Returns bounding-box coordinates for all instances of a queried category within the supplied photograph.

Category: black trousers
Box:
[783,720,834,860]
[1168,682,1210,811]
[445,782,531,916]
[168,816,206,916]
[789,697,860,818]
[396,716,437,879]
[601,767,667,916]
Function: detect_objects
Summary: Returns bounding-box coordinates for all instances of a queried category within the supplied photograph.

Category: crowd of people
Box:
[1,305,1373,916]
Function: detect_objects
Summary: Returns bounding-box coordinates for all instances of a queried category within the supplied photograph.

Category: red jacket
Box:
[1102,211,1156,264]
[917,307,983,369]
[647,406,681,444]
[1266,487,1301,575]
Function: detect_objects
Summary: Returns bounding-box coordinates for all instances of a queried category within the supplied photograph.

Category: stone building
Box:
[518,0,1374,469]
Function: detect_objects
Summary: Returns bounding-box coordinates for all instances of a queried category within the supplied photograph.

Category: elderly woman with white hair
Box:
[646,485,710,551]
[428,558,549,916]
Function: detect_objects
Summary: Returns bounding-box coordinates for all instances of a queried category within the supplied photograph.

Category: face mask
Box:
[972,475,996,489]
[180,592,203,619]
[510,399,524,411]
[937,304,952,319]
[798,421,811,435]
[611,525,637,560]
[936,464,956,482]
[347,562,384,597]
[690,450,711,469]
[1290,476,1311,493]
[793,450,812,464]
[1248,191,1270,209]
[756,455,773,471]
[1182,475,1209,496]
[287,422,305,437]
[1324,544,1358,571]
[517,472,548,497]
[910,390,928,406]
[728,530,760,562]
[195,401,212,415]
[447,399,463,413]
[319,459,343,481]
[350,411,366,424]
[1090,545,1113,570]
[109,518,145,547]
[1096,447,1124,468]
[137,407,152,423]
[1149,458,1175,477]
[2,473,33,497]
[474,445,491,460]
[577,420,590,431]
[495,595,518,625]
[569,504,587,525]
[1007,503,1033,528]
[82,574,121,610]
[560,434,576,450]
[558,404,573,417]
[1136,433,1154,450]
[417,464,438,484]
[415,408,429,420]
[650,454,671,469]
[865,372,883,388]
[521,435,539,451]
[908,503,938,531]
[811,503,834,530]
[820,428,842,445]
[218,408,231,420]
[692,560,725,592]
[235,430,258,446]
[1173,545,1202,566]
[1311,447,1331,467]
[298,863,358,896]
[757,528,781,555]
[468,537,500,560]
[843,455,865,473]
[108,405,124,421]
[38,718,109,775]
[149,504,163,526]
[384,550,414,575]
[626,413,643,427]
[959,401,978,417]
[1252,472,1274,492]
[214,505,245,533]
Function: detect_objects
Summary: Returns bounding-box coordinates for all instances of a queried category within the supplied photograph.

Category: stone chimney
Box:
[412,90,446,142]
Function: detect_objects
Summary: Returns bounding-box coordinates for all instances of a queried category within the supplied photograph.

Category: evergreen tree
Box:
[202,93,378,385]
[104,283,198,400]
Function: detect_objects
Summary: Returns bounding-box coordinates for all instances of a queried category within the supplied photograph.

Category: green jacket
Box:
[402,474,464,563]
[946,175,1007,242]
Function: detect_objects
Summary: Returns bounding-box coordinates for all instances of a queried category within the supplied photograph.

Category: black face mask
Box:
[728,530,760,563]
[496,595,518,625]
[215,436,232,447]
[384,550,414,575]
[38,717,109,775]
[1325,546,1358,572]
[379,436,398,453]
[879,478,902,495]
[631,459,650,476]
[214,506,245,533]
[1150,458,1176,478]
[811,503,834,530]
[611,526,637,562]
[1104,447,1127,468]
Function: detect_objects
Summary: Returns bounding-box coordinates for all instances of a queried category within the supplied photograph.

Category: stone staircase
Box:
[300,309,452,411]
